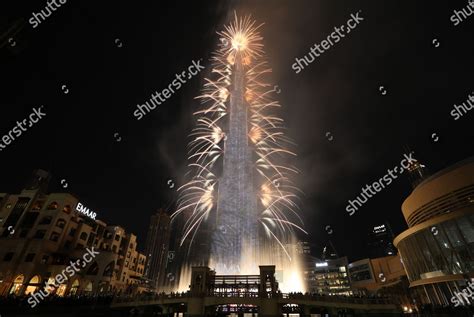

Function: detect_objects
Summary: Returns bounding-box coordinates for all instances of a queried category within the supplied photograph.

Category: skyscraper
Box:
[173,15,305,290]
[211,52,259,273]
[144,209,171,291]
[367,222,396,258]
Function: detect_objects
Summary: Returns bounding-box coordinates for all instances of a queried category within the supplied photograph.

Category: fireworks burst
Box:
[172,12,306,263]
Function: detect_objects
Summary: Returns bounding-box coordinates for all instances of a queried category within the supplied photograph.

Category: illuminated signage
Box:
[75,202,97,220]
[316,262,328,267]
[373,224,386,233]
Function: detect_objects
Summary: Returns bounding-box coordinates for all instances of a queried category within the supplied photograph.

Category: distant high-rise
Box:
[367,222,396,258]
[321,241,339,260]
[144,209,171,291]
[405,156,429,189]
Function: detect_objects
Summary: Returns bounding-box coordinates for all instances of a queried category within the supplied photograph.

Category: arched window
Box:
[62,205,71,214]
[56,218,66,229]
[9,275,24,295]
[47,202,59,210]
[86,262,99,275]
[24,275,41,295]
[103,261,115,277]
[84,281,93,293]
[69,279,80,295]
[56,284,67,297]
[98,282,108,292]
[79,232,88,241]
[39,216,52,225]
[31,202,43,211]
[50,232,60,242]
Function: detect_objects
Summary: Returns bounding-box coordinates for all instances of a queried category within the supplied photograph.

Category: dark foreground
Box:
[0,295,473,317]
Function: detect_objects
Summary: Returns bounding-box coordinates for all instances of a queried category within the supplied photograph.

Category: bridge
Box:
[111,266,401,316]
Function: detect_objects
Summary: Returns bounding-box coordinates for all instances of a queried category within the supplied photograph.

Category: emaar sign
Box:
[75,202,97,220]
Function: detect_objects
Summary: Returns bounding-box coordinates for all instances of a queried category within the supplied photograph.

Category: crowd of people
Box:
[0,293,114,314]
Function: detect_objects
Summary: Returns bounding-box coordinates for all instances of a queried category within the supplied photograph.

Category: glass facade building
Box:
[304,257,352,296]
[394,157,474,306]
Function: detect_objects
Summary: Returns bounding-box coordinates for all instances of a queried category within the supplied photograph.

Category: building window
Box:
[56,218,66,229]
[9,275,24,295]
[4,197,30,228]
[46,202,59,210]
[50,232,60,242]
[62,205,71,214]
[25,253,35,262]
[39,216,52,225]
[86,262,99,275]
[64,240,72,249]
[69,228,76,237]
[114,235,120,242]
[3,252,14,262]
[41,255,49,264]
[103,261,115,277]
[19,229,29,238]
[24,275,41,295]
[31,202,44,211]
[69,279,80,295]
[79,232,88,241]
[33,230,46,239]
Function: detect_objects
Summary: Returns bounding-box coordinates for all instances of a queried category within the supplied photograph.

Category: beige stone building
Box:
[0,170,146,297]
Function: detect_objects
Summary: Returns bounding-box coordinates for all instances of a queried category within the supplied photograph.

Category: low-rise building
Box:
[349,255,415,312]
[0,170,146,297]
[304,256,352,296]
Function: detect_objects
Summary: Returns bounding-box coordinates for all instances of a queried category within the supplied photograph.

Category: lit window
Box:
[47,202,59,210]
[62,205,71,214]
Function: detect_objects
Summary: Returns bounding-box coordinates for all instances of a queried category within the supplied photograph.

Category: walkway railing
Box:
[112,291,393,306]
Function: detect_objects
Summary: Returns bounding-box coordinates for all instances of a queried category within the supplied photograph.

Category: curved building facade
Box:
[394,157,474,306]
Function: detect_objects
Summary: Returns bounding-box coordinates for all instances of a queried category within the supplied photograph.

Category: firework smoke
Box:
[172,13,306,292]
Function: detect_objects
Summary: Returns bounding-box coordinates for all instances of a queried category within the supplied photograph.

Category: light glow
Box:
[173,13,306,292]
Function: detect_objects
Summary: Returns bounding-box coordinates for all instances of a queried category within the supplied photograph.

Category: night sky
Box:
[1,0,473,262]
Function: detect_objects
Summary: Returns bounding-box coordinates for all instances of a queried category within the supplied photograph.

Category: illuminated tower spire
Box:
[211,53,259,273]
[172,14,306,286]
